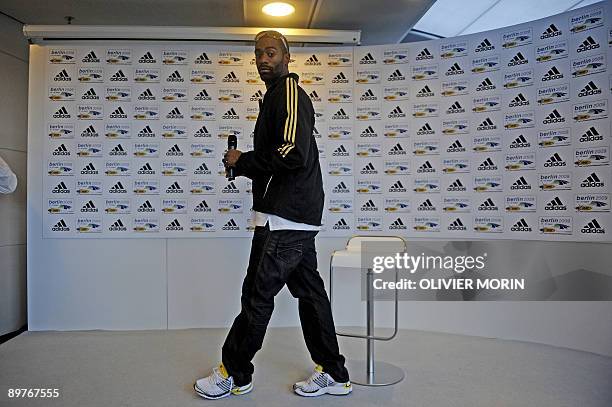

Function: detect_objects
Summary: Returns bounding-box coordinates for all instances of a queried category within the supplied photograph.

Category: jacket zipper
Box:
[262,175,273,199]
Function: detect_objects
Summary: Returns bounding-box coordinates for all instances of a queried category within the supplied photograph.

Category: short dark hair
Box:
[255,30,290,55]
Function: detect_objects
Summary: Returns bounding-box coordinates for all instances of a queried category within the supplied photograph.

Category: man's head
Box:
[254,30,290,83]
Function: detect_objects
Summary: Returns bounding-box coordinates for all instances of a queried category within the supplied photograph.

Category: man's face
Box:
[254,37,289,82]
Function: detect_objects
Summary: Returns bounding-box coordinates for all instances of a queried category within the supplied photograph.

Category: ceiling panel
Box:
[413,0,498,38]
[244,0,314,28]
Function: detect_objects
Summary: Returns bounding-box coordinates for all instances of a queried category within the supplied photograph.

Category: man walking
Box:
[194,30,351,399]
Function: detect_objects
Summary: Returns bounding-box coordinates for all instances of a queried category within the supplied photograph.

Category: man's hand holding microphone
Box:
[223,134,240,180]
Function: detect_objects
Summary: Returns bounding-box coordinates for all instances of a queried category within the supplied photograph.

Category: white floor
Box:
[1,327,611,407]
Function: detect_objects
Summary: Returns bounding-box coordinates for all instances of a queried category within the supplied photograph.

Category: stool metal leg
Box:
[346,268,404,386]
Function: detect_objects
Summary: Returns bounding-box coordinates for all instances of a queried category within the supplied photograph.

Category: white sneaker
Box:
[194,363,253,400]
[293,364,352,397]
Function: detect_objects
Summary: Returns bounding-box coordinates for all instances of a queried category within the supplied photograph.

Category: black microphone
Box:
[227,134,237,181]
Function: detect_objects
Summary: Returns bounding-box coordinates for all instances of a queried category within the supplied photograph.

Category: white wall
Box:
[0,13,28,336]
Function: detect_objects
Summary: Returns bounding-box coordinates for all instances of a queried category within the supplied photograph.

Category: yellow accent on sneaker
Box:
[315,364,324,373]
[218,363,229,379]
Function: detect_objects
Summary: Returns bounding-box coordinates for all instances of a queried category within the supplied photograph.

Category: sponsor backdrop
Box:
[37,2,611,240]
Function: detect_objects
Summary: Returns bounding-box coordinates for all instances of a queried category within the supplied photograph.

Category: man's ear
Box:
[283,52,290,66]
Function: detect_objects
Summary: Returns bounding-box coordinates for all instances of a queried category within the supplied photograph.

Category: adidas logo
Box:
[447,179,466,192]
[580,172,605,188]
[166,107,184,119]
[194,89,212,101]
[545,196,567,211]
[417,161,435,173]
[194,126,211,138]
[194,200,211,212]
[541,24,562,40]
[110,70,128,81]
[478,157,497,171]
[194,162,211,175]
[448,218,467,231]
[332,182,350,193]
[222,72,239,83]
[511,176,531,190]
[361,162,378,175]
[309,90,321,103]
[445,62,464,76]
[138,163,155,175]
[478,197,498,211]
[332,145,349,157]
[333,108,350,120]
[389,218,407,230]
[509,93,529,108]
[138,88,156,101]
[581,219,605,234]
[53,106,70,119]
[250,89,264,102]
[579,127,603,143]
[166,181,184,194]
[109,143,127,156]
[52,181,70,194]
[577,36,600,53]
[166,144,183,156]
[446,101,465,114]
[138,51,156,64]
[477,117,496,131]
[166,219,183,231]
[417,123,435,135]
[51,219,70,232]
[109,219,127,232]
[542,66,563,81]
[578,81,601,97]
[167,70,184,82]
[389,180,407,193]
[138,200,155,212]
[510,134,530,149]
[507,52,528,67]
[475,38,495,53]
[332,218,350,230]
[418,198,436,211]
[360,89,377,101]
[81,51,100,63]
[81,162,98,175]
[222,107,239,120]
[305,55,321,66]
[82,88,99,100]
[81,200,98,213]
[110,106,127,119]
[542,109,565,124]
[222,182,239,193]
[416,85,434,98]
[360,126,377,137]
[332,72,349,83]
[81,125,99,138]
[388,106,405,118]
[544,152,566,167]
[476,77,496,92]
[138,125,155,138]
[415,48,433,60]
[388,143,406,155]
[222,218,240,230]
[52,144,70,156]
[361,199,378,211]
[359,53,377,64]
[109,181,127,194]
[54,69,71,81]
[387,69,406,81]
[511,218,532,232]
[447,139,465,153]
[195,53,212,64]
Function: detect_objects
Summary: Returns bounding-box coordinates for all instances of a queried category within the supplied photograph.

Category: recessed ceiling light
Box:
[262,2,295,17]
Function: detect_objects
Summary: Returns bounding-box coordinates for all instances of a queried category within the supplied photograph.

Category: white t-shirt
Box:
[253,211,321,231]
[0,156,17,194]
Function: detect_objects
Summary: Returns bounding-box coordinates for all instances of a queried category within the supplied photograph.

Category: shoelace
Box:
[303,370,330,389]
[209,367,228,387]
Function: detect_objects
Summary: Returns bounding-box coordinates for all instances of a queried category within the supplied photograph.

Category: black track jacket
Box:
[235,72,324,226]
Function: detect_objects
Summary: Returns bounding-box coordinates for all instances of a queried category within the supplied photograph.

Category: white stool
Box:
[329,235,407,386]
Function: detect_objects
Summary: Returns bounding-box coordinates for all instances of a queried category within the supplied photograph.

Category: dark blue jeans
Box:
[222,224,349,386]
